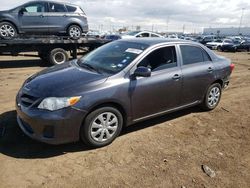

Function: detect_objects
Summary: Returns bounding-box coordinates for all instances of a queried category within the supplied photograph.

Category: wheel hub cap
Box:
[90,112,118,142]
[208,87,220,107]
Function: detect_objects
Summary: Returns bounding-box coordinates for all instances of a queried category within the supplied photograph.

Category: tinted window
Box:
[138,46,177,71]
[24,3,46,13]
[66,5,77,12]
[137,33,149,37]
[49,3,66,12]
[180,45,207,65]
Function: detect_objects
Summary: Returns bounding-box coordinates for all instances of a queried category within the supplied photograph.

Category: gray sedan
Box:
[16,38,234,147]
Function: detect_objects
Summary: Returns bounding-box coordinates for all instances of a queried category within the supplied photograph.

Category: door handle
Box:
[207,67,213,72]
[172,74,181,80]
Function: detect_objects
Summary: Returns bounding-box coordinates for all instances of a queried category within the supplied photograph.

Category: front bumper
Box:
[16,102,87,145]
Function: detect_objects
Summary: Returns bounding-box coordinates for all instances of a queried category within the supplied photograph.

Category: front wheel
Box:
[200,83,222,111]
[80,107,123,148]
[0,22,17,39]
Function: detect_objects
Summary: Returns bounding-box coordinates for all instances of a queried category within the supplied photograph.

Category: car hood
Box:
[22,60,108,97]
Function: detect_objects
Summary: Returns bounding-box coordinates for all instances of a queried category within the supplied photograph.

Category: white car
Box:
[121,31,162,39]
[206,39,234,50]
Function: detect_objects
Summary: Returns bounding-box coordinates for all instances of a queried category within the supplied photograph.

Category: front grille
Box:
[20,93,39,107]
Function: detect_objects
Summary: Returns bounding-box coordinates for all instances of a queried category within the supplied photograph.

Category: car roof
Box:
[27,0,79,7]
[119,38,195,46]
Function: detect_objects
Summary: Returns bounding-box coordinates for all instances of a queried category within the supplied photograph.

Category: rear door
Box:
[19,2,48,33]
[130,45,182,121]
[47,2,68,33]
[179,44,215,105]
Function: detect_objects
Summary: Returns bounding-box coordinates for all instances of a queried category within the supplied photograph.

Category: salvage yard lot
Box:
[0,52,249,188]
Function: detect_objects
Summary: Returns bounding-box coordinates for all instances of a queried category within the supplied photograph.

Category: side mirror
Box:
[134,66,151,77]
[19,8,26,15]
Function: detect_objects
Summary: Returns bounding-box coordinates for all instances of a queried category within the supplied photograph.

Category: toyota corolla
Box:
[16,38,234,147]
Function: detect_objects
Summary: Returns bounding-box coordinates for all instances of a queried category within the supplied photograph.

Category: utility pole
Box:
[238,8,245,35]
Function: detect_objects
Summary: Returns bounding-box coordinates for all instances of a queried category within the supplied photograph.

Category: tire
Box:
[247,47,250,52]
[200,83,222,111]
[0,22,18,39]
[68,25,82,39]
[49,48,69,65]
[80,106,123,148]
[217,46,221,51]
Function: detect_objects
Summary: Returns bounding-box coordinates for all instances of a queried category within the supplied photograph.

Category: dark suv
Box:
[0,1,88,39]
[16,39,234,148]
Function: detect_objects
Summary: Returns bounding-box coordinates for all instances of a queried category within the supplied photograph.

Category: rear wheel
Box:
[49,48,69,65]
[0,22,17,39]
[201,83,222,111]
[68,25,82,39]
[80,107,123,148]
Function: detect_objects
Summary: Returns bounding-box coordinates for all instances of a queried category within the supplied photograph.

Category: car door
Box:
[130,45,182,121]
[179,44,215,105]
[47,2,68,33]
[19,2,48,33]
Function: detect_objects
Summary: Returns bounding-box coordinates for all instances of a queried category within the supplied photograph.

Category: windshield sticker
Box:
[125,48,143,54]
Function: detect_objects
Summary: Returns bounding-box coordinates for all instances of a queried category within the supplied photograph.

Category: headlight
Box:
[38,96,81,111]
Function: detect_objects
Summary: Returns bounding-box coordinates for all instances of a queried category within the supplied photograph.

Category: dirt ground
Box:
[0,51,249,188]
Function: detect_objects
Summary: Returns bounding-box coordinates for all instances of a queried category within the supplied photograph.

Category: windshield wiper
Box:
[79,62,101,74]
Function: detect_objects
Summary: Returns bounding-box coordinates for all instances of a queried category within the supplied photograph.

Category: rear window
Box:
[180,45,211,65]
[49,3,67,12]
[66,5,77,12]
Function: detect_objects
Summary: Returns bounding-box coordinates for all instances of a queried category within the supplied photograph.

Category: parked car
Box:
[199,35,216,44]
[206,39,224,50]
[219,39,240,52]
[235,41,250,52]
[104,34,121,41]
[121,31,162,39]
[0,1,88,39]
[16,38,234,147]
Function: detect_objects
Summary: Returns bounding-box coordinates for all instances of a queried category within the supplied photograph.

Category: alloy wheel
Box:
[0,24,16,38]
[69,26,81,38]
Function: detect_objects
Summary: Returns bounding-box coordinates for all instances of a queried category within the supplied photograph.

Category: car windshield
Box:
[78,41,149,75]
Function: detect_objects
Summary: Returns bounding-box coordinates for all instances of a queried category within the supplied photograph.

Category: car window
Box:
[137,46,177,71]
[136,33,149,37]
[23,3,46,13]
[49,3,67,12]
[66,5,77,12]
[151,34,160,37]
[180,45,210,65]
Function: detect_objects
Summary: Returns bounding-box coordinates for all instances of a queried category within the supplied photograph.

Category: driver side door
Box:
[18,2,48,33]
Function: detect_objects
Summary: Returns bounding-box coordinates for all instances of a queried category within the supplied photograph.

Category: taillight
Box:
[230,63,235,72]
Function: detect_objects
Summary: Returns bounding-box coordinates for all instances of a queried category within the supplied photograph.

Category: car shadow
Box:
[0,107,202,159]
[0,58,48,68]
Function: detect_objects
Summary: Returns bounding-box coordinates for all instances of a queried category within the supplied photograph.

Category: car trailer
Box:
[0,36,110,65]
